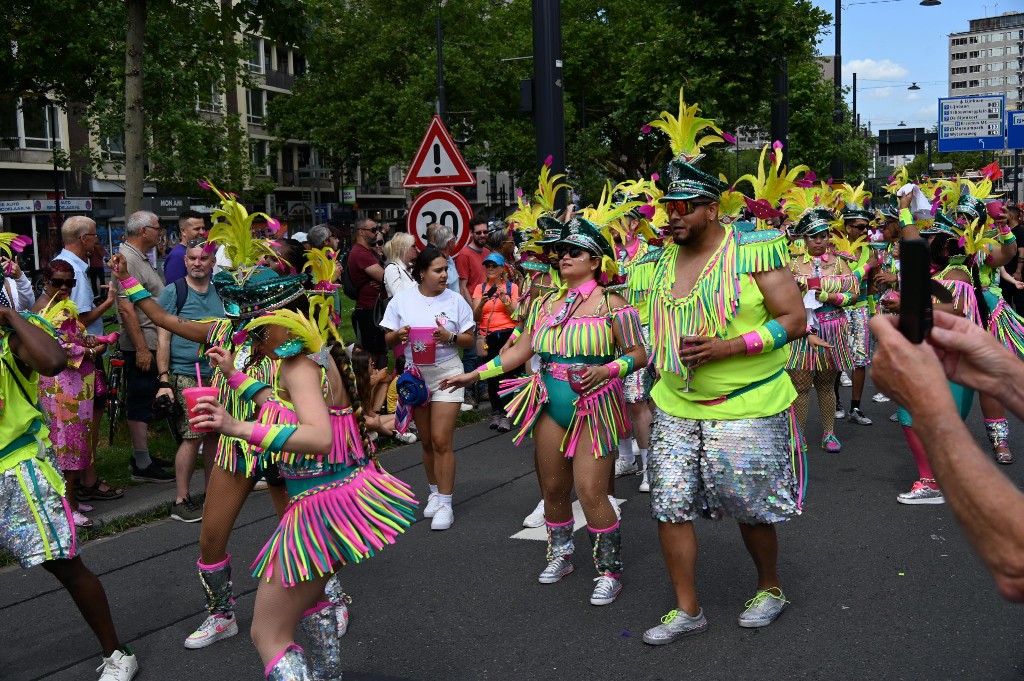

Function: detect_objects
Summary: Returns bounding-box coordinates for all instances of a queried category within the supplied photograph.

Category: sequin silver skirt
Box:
[1,457,75,568]
[648,408,801,524]
[845,305,872,368]
[623,325,652,404]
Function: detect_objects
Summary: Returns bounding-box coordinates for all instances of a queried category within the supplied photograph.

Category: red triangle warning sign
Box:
[403,115,476,188]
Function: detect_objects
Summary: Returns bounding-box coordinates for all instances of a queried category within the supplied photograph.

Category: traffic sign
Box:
[406,188,473,255]
[403,116,476,188]
[1009,110,1024,150]
[938,95,1006,153]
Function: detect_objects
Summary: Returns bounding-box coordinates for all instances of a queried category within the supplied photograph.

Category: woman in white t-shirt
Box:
[381,247,475,531]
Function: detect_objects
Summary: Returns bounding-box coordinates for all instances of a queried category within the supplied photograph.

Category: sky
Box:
[810,0,998,133]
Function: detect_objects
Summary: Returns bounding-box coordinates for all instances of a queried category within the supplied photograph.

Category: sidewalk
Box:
[85,471,207,529]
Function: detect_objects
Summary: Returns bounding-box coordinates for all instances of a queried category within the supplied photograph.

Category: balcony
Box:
[265,71,295,91]
[0,147,57,165]
[358,183,406,197]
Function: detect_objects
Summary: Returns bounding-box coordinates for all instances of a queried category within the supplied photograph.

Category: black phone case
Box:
[897,238,933,344]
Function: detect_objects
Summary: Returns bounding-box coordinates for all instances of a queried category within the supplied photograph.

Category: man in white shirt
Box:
[53,216,106,335]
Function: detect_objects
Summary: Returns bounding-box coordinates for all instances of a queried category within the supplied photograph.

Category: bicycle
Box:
[106,350,126,445]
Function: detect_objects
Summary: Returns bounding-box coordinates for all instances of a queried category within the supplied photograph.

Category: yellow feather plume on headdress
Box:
[38,297,79,328]
[884,166,909,196]
[830,229,869,262]
[734,143,809,210]
[782,185,824,224]
[535,163,570,213]
[308,294,342,346]
[583,182,645,243]
[717,188,746,225]
[303,248,339,288]
[932,178,961,215]
[960,177,997,202]
[646,88,725,162]
[505,193,545,254]
[244,307,325,355]
[834,182,872,211]
[202,178,278,272]
[954,218,999,258]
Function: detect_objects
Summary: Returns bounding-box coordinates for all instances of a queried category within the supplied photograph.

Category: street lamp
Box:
[898,121,907,127]
[908,82,921,90]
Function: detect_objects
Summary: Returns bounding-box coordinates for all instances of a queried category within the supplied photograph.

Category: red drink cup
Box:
[409,327,437,364]
[183,386,220,433]
[567,363,588,394]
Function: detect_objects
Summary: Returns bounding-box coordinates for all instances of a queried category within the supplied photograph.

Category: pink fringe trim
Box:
[254,400,367,466]
[563,378,629,459]
[499,374,549,446]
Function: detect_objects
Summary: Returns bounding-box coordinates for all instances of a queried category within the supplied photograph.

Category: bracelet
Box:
[479,356,504,380]
[604,356,634,379]
[120,276,151,303]
[227,372,270,401]
[740,319,789,355]
[998,230,1017,245]
[158,381,171,389]
[247,422,297,452]
[898,207,914,228]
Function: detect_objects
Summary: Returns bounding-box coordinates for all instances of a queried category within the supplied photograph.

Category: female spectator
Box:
[350,345,417,443]
[441,218,646,606]
[786,208,859,453]
[382,232,418,300]
[0,255,35,311]
[381,247,475,531]
[472,253,520,432]
[33,260,116,527]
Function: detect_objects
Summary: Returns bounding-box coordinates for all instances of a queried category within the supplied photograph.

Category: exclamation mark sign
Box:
[433,143,442,174]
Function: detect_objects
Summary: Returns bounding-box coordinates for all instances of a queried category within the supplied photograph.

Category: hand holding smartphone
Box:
[897,238,932,344]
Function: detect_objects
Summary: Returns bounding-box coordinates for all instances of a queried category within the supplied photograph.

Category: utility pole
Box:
[436,9,446,124]
[830,0,844,182]
[770,57,789,167]
[532,0,566,210]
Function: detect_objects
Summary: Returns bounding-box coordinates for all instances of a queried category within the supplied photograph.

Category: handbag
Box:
[396,367,429,408]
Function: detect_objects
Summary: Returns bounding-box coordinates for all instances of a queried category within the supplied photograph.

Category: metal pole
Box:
[51,103,62,227]
[532,0,566,211]
[830,0,844,182]
[436,12,446,124]
[1014,149,1020,205]
[852,72,857,139]
[770,57,789,166]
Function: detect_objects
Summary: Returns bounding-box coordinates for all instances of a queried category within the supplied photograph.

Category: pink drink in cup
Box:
[183,386,220,433]
[409,327,437,364]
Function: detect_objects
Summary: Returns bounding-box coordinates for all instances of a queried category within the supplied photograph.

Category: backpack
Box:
[172,278,190,315]
[340,250,361,301]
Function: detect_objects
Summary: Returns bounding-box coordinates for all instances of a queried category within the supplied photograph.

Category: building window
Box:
[990,47,1004,57]
[969,36,979,44]
[991,62,1003,72]
[968,51,980,59]
[951,81,967,89]
[991,32,1003,42]
[951,66,967,75]
[0,98,60,150]
[246,88,266,125]
[293,52,306,77]
[102,136,125,159]
[197,85,224,113]
[952,52,967,60]
[250,139,270,175]
[276,47,289,73]
[968,79,980,88]
[951,37,967,46]
[989,77,1004,86]
[247,36,265,74]
[969,64,982,72]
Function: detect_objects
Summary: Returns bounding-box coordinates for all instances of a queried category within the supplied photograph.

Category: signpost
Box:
[403,115,476,188]
[938,95,1006,153]
[405,188,473,255]
[1008,110,1024,151]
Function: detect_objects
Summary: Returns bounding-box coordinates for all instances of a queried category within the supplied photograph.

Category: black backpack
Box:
[340,250,361,301]
[172,278,190,314]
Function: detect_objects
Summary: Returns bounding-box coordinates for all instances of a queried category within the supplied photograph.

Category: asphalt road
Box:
[4,391,1024,681]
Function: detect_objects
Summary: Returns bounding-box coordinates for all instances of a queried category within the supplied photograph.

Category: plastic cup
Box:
[567,363,588,394]
[183,386,220,433]
[409,327,437,365]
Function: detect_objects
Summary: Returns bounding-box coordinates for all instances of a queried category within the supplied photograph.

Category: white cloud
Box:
[845,58,909,81]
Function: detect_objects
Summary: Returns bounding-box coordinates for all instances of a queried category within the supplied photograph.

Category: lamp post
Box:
[436,5,446,124]
[532,0,566,211]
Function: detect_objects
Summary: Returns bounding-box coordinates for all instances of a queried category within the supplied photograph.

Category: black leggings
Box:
[482,328,520,414]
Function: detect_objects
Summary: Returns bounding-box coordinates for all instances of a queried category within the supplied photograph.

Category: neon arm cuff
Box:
[478,356,504,380]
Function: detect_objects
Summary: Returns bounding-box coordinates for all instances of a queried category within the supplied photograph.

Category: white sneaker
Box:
[184,613,238,649]
[608,495,622,520]
[423,492,441,518]
[431,504,454,530]
[638,468,650,493]
[872,392,891,403]
[96,648,138,681]
[523,500,545,528]
[393,431,418,444]
[840,372,853,387]
[253,479,269,490]
[460,402,474,412]
[614,458,640,477]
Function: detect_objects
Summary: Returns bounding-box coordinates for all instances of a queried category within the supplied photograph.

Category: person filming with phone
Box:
[471,253,520,432]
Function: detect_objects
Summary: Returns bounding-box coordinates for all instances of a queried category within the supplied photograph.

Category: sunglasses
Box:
[665,199,710,216]
[556,246,587,259]
[50,278,75,289]
[361,226,379,234]
[374,240,384,246]
[473,230,488,236]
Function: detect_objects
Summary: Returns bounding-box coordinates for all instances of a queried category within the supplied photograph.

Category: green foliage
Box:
[906,149,986,179]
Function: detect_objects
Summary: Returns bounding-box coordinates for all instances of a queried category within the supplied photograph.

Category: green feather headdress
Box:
[200,177,278,280]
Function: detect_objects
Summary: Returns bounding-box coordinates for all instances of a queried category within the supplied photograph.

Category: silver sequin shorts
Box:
[648,408,801,524]
[1,457,76,568]
[623,325,653,404]
[845,306,872,368]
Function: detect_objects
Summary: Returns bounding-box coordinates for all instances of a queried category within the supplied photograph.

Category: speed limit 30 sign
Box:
[406,188,474,256]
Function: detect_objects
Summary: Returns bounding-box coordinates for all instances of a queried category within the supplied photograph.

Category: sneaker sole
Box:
[538,564,574,584]
[639,485,650,493]
[430,520,453,530]
[590,587,622,606]
[897,496,945,505]
[738,608,785,628]
[171,513,203,523]
[642,621,708,645]
[614,469,639,478]
[183,622,239,649]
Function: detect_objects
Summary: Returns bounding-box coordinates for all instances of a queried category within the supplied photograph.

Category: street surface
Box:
[4,391,1023,680]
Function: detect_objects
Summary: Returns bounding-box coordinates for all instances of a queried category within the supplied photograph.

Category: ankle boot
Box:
[198,554,235,616]
[265,644,312,681]
[300,603,342,681]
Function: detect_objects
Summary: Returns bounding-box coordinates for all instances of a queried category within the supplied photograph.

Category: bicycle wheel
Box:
[107,355,125,444]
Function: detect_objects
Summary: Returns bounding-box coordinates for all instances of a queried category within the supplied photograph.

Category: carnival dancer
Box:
[883,194,983,504]
[604,181,663,491]
[442,217,646,606]
[783,207,858,452]
[638,91,807,645]
[109,181,351,659]
[834,183,878,426]
[0,237,139,680]
[195,286,417,680]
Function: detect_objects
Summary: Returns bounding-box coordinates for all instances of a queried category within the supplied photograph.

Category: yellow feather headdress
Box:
[646,88,726,163]
[734,143,810,217]
[201,178,278,276]
[534,160,570,214]
[582,182,646,244]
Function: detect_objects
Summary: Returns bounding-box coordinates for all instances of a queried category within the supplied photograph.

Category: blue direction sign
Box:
[1009,110,1024,150]
[938,95,1005,153]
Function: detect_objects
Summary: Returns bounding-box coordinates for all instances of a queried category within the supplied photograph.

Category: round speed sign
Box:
[406,188,474,256]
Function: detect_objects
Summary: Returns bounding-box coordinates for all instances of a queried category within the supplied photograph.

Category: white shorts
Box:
[418,356,465,404]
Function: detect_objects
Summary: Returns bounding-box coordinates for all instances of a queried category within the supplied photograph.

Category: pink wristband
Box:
[741,330,765,355]
[227,372,247,389]
[604,361,621,379]
[247,423,271,447]
[121,275,141,289]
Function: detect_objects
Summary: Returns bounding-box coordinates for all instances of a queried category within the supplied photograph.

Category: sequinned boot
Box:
[185,555,238,649]
[300,603,342,681]
[538,519,574,583]
[588,522,623,606]
[265,644,312,681]
[323,573,350,638]
[986,418,1013,464]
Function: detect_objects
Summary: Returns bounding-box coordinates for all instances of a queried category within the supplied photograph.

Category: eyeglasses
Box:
[49,277,75,289]
[556,246,587,259]
[360,226,379,234]
[186,238,208,249]
[374,240,384,247]
[473,230,488,236]
[665,200,711,216]
[82,232,98,239]
[484,262,500,268]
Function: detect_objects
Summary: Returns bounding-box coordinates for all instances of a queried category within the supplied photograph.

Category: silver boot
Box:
[539,520,575,583]
[588,524,623,605]
[265,644,312,681]
[198,554,235,616]
[323,573,351,638]
[300,604,342,681]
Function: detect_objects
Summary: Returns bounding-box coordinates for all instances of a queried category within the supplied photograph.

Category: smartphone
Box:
[897,238,932,344]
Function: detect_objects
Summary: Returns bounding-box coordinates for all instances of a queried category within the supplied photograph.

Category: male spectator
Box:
[1000,205,1024,312]
[53,216,108,335]
[456,217,491,405]
[155,239,223,522]
[308,223,340,250]
[426,223,460,295]
[871,310,1024,602]
[164,210,208,285]
[380,220,394,243]
[88,240,107,296]
[347,217,386,365]
[117,210,174,483]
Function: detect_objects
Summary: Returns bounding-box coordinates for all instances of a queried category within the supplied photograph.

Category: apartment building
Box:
[948,12,1023,105]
